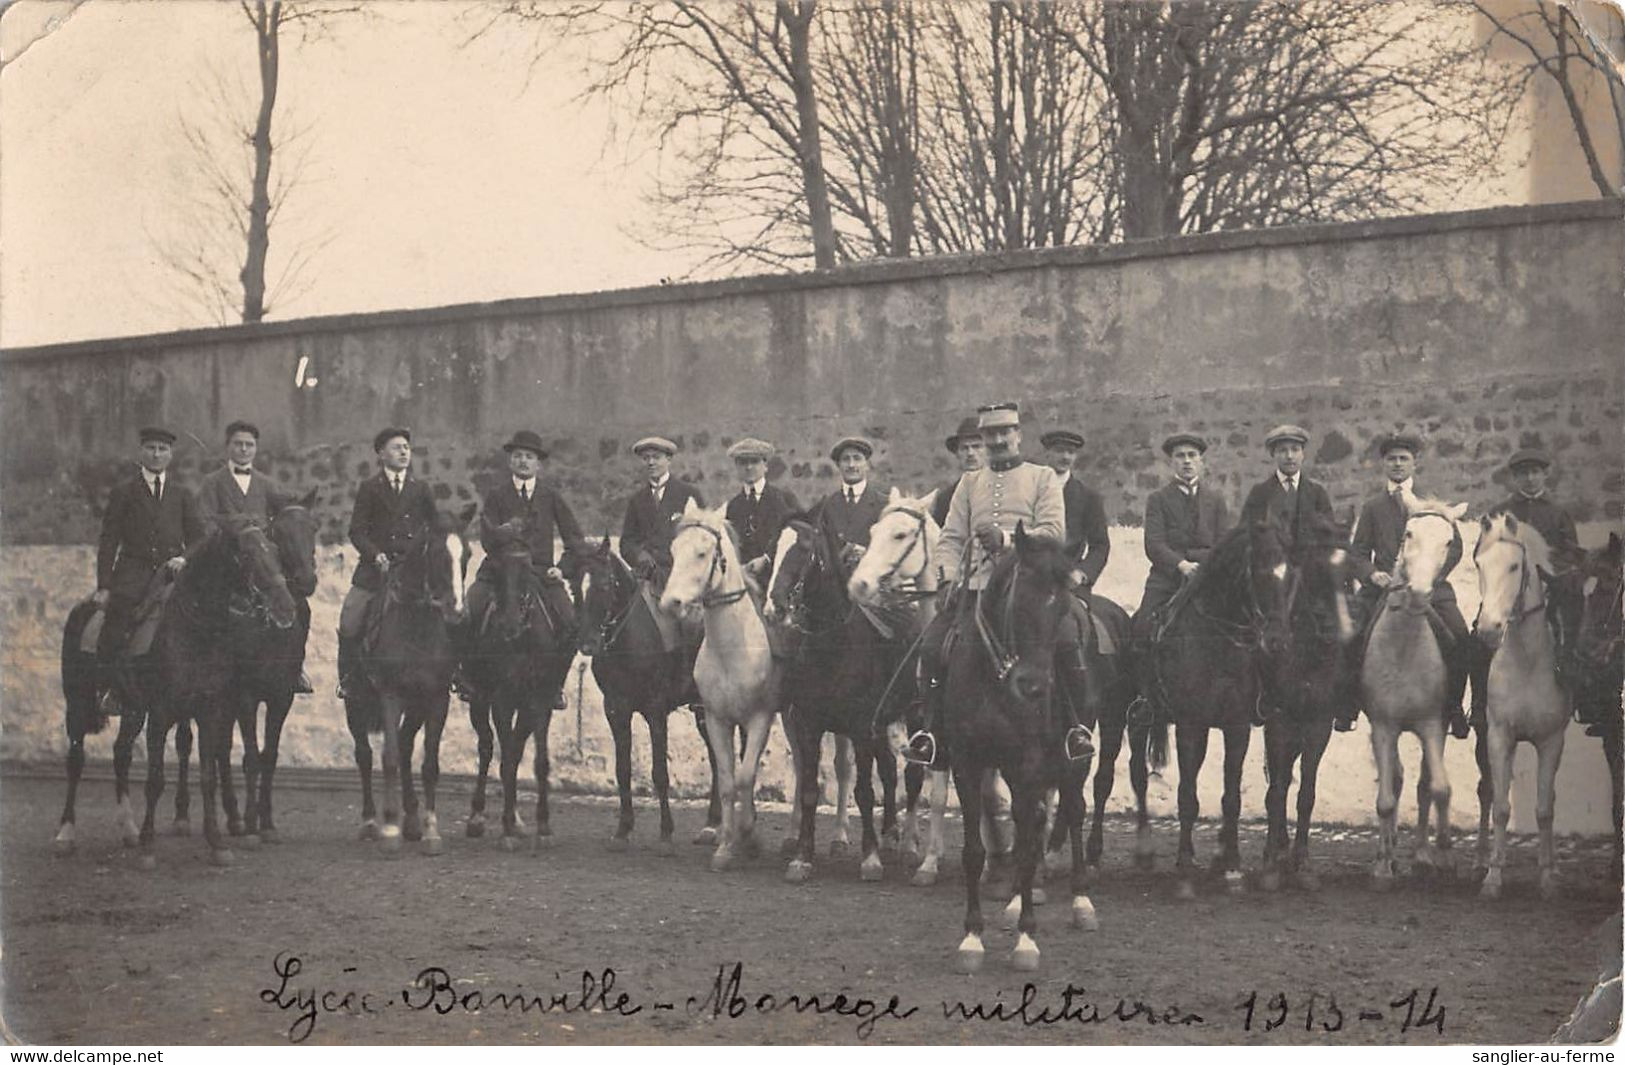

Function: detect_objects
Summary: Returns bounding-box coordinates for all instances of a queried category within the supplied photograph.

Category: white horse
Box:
[1362,492,1468,888]
[1473,513,1568,900]
[660,500,781,871]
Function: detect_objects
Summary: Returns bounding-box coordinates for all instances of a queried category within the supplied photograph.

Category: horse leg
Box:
[1261,719,1292,892]
[1005,780,1044,972]
[648,710,676,855]
[173,716,195,836]
[734,713,774,862]
[785,718,821,882]
[530,707,555,850]
[856,742,883,882]
[693,708,722,845]
[912,768,950,887]
[198,715,235,866]
[1606,729,1624,875]
[399,713,423,842]
[879,742,900,854]
[55,729,87,855]
[1174,725,1209,899]
[954,762,988,973]
[1534,728,1566,900]
[608,701,636,847]
[1086,707,1126,870]
[780,711,806,858]
[376,691,404,854]
[1481,724,1514,900]
[420,693,448,857]
[1066,767,1099,931]
[1129,720,1155,870]
[833,734,855,858]
[902,761,924,863]
[493,706,524,848]
[235,697,262,840]
[137,716,169,869]
[258,693,293,842]
[1416,721,1453,876]
[346,702,379,840]
[112,710,144,848]
[466,699,494,838]
[1474,718,1494,870]
[1414,740,1435,866]
[1291,715,1333,890]
[1369,723,1400,888]
[1216,723,1249,891]
[704,713,738,872]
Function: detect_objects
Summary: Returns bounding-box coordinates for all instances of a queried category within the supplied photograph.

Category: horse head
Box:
[1294,512,1358,647]
[661,499,745,617]
[1577,532,1623,670]
[269,488,319,599]
[848,486,940,609]
[978,524,1071,706]
[765,517,824,623]
[1474,511,1554,650]
[412,505,473,625]
[1395,495,1467,610]
[576,538,631,656]
[492,541,535,643]
[221,514,298,630]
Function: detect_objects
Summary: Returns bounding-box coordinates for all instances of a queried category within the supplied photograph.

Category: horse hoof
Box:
[1223,870,1246,895]
[1071,896,1100,932]
[828,839,851,859]
[422,836,444,857]
[402,818,423,843]
[238,834,262,852]
[1175,879,1197,901]
[654,838,676,858]
[1480,877,1503,901]
[710,850,734,873]
[500,835,520,853]
[531,832,554,854]
[260,827,281,845]
[741,835,762,861]
[779,837,801,859]
[1001,896,1022,931]
[137,853,157,872]
[172,818,192,838]
[210,848,235,868]
[52,836,75,858]
[956,935,985,975]
[378,826,402,854]
[465,817,486,839]
[607,835,631,853]
[1539,873,1561,902]
[1260,869,1283,893]
[694,825,719,847]
[860,855,884,882]
[1044,848,1068,874]
[1010,934,1041,972]
[911,867,939,888]
[1372,872,1395,894]
[785,859,813,884]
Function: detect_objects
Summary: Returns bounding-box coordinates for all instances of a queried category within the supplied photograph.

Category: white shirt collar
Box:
[648,473,670,491]
[1277,470,1299,491]
[1175,476,1199,494]
[1388,477,1413,495]
[742,478,766,497]
[1517,489,1546,501]
[1057,470,1072,485]
[142,468,163,489]
[513,475,536,494]
[842,480,867,500]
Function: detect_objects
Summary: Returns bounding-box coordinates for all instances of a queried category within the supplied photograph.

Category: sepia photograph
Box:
[0,0,1621,1048]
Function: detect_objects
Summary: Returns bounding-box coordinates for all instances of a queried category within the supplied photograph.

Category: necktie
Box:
[151,475,162,503]
[846,488,856,505]
[747,487,757,504]
[233,466,252,476]
[392,475,402,495]
[519,483,530,502]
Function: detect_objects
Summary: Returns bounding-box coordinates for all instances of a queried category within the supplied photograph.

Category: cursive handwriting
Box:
[688,961,918,1040]
[943,983,1206,1029]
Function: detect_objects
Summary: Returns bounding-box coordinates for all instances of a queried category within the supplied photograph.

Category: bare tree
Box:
[1472,0,1624,198]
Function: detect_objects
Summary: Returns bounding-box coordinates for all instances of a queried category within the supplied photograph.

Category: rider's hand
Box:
[1177,560,1199,578]
[164,556,186,574]
[1069,568,1089,591]
[935,583,955,609]
[974,523,1005,553]
[545,566,564,582]
[375,553,390,574]
[744,556,769,577]
[1370,571,1393,588]
[91,588,110,607]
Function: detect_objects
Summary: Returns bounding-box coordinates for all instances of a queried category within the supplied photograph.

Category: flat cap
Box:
[977,402,1020,430]
[1264,424,1309,450]
[1040,429,1085,450]
[631,436,677,457]
[829,436,874,462]
[139,426,177,445]
[1507,448,1553,471]
[373,427,411,452]
[1377,431,1423,457]
[502,430,548,458]
[1161,432,1208,456]
[944,416,982,453]
[727,438,774,462]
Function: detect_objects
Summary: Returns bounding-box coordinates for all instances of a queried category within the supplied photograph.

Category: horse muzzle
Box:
[1475,623,1506,650]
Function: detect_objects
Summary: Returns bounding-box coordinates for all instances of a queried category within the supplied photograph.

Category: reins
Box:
[673,520,751,609]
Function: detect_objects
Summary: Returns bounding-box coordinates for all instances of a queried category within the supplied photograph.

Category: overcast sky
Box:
[0,0,696,348]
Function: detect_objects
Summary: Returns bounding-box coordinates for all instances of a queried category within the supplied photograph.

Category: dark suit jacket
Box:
[97,472,206,601]
[931,477,963,529]
[1238,475,1334,549]
[475,480,586,581]
[1489,494,1580,573]
[196,464,291,532]
[1061,476,1111,586]
[724,483,802,567]
[1349,486,1457,603]
[816,482,888,554]
[1143,481,1230,600]
[620,479,705,570]
[348,471,439,591]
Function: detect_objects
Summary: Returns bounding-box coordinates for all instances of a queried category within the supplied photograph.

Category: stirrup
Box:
[903,730,936,767]
[1064,725,1094,764]
[293,669,314,695]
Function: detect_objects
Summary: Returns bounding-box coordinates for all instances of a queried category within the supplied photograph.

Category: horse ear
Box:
[1502,510,1518,533]
[1445,501,1469,522]
[682,496,699,518]
[298,487,318,509]
[888,485,901,505]
[459,502,478,527]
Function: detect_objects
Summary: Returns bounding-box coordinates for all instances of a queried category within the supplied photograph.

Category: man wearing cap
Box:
[1239,425,1334,552]
[337,427,439,699]
[931,416,986,529]
[1476,448,1582,713]
[1340,432,1471,737]
[92,427,206,713]
[906,402,1095,766]
[619,436,704,592]
[457,430,586,706]
[816,436,887,576]
[724,438,801,582]
[1041,428,1111,589]
[197,419,314,693]
[1134,433,1230,630]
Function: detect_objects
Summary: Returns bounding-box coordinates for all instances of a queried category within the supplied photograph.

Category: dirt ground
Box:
[2,771,1619,1046]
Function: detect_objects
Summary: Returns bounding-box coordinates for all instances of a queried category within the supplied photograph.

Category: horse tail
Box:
[1147,719,1169,772]
[61,600,107,736]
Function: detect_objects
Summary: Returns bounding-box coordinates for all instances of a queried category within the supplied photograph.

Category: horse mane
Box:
[1184,523,1258,600]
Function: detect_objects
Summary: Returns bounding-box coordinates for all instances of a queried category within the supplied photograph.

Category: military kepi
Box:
[1264,424,1309,450]
[1040,429,1085,450]
[1507,447,1552,471]
[944,416,981,453]
[977,402,1020,429]
[1377,431,1423,457]
[728,438,774,462]
[139,426,177,445]
[828,436,874,463]
[1161,432,1207,455]
[502,430,548,459]
[632,436,677,457]
[373,426,411,452]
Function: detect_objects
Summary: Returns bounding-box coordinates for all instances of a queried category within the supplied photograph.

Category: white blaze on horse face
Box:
[580,570,592,606]
[1401,512,1456,595]
[446,533,466,614]
[768,526,800,603]
[1271,561,1288,582]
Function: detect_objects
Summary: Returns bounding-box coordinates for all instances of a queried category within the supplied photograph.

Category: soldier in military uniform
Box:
[931,416,985,529]
[1337,432,1471,737]
[722,437,800,583]
[1133,433,1231,627]
[197,420,313,693]
[816,436,887,578]
[619,436,704,591]
[1238,424,1335,553]
[905,403,1093,766]
[457,430,585,707]
[1040,428,1111,589]
[1474,448,1583,723]
[336,427,439,699]
[93,427,206,713]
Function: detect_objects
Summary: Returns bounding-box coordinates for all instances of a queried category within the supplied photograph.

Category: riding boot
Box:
[1444,644,1471,740]
[1332,641,1361,732]
[336,634,357,700]
[97,656,126,717]
[1468,637,1490,731]
[1054,646,1096,764]
[904,677,941,767]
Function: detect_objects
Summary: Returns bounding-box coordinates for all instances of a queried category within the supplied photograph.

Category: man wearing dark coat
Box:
[337,427,439,698]
[816,435,888,578]
[93,426,206,712]
[1134,432,1231,625]
[619,436,705,591]
[1040,428,1111,589]
[722,437,800,583]
[931,416,985,529]
[1238,424,1335,552]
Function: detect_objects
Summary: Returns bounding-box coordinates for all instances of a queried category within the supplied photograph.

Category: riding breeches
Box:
[339,586,374,640]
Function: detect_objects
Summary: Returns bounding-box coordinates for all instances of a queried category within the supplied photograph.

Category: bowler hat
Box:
[944,416,982,453]
[829,436,874,463]
[1264,424,1309,450]
[139,426,177,446]
[1161,432,1207,456]
[502,430,548,459]
[1041,429,1085,451]
[1377,431,1423,457]
[373,427,411,452]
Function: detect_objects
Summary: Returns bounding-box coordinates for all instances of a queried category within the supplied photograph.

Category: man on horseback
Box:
[1337,432,1472,738]
[197,420,314,694]
[455,430,585,708]
[336,427,439,700]
[1239,425,1334,553]
[1475,448,1583,722]
[1040,428,1110,590]
[816,436,887,578]
[931,416,985,528]
[905,402,1094,767]
[723,438,800,584]
[92,426,206,715]
[619,436,704,592]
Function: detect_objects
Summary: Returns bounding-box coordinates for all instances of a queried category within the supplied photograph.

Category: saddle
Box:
[638,580,683,653]
[125,573,180,658]
[79,604,105,655]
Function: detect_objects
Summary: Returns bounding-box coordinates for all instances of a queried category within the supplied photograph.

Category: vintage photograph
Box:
[0,0,1621,1048]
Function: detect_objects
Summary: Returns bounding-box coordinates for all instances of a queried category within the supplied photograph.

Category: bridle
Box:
[869,506,937,605]
[673,520,750,608]
[584,552,639,653]
[226,525,295,630]
[382,531,459,613]
[1580,570,1624,666]
[1475,531,1550,631]
[973,556,1063,685]
[1189,542,1276,651]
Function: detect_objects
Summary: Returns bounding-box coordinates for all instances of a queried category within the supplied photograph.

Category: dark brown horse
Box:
[345,506,473,855]
[462,529,579,852]
[1575,532,1623,872]
[1259,514,1358,891]
[1138,521,1291,899]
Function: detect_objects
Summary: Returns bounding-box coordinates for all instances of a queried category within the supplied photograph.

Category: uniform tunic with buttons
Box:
[938,459,1065,590]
